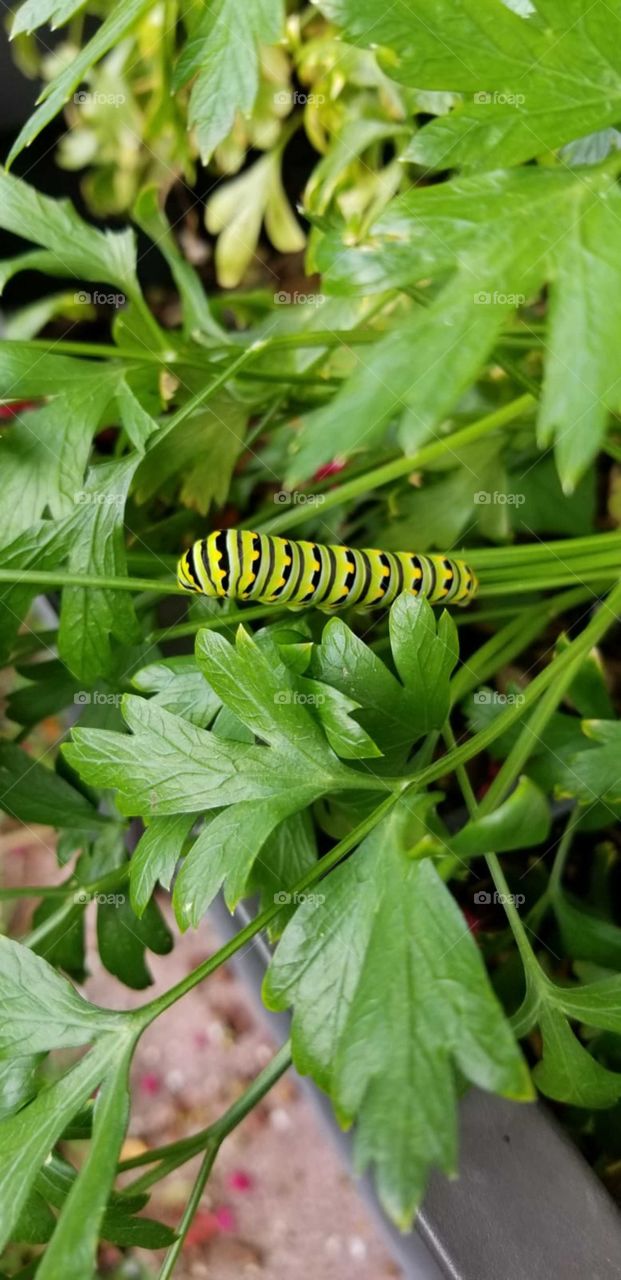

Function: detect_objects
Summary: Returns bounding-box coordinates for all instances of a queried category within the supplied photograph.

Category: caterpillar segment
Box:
[177,530,478,610]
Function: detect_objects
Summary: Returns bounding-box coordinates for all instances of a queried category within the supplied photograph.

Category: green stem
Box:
[467,532,621,567]
[412,577,621,794]
[126,289,168,354]
[148,601,291,642]
[450,585,591,703]
[0,570,182,593]
[478,571,616,595]
[258,394,535,534]
[154,1043,291,1278]
[137,792,399,1025]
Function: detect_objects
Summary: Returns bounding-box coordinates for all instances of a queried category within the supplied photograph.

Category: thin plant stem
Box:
[257,394,535,534]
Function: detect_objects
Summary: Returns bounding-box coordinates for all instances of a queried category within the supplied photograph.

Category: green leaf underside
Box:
[0,936,123,1055]
[7,0,154,168]
[174,0,285,162]
[36,1044,134,1280]
[0,741,105,830]
[58,457,141,683]
[317,0,621,170]
[0,1036,125,1250]
[533,1004,621,1108]
[0,170,137,293]
[451,776,550,857]
[308,166,621,489]
[264,800,531,1226]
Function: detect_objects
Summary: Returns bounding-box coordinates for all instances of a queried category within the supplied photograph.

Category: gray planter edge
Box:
[209,897,621,1280]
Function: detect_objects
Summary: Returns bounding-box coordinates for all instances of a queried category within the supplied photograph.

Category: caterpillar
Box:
[177,530,478,610]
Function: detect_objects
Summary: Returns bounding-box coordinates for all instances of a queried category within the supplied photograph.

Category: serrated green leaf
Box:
[7,0,154,169]
[0,170,138,293]
[0,1056,40,1121]
[315,166,621,488]
[195,626,357,774]
[286,284,508,483]
[0,741,107,831]
[36,1041,134,1280]
[129,813,195,915]
[550,975,621,1033]
[58,457,141,683]
[389,595,458,732]
[318,0,621,171]
[567,720,621,804]
[65,690,372,818]
[174,0,285,163]
[309,614,424,771]
[451,776,550,857]
[299,678,383,760]
[115,375,159,451]
[132,655,222,728]
[533,1004,621,1108]
[0,936,123,1055]
[174,792,318,928]
[553,892,621,970]
[264,799,531,1225]
[1,379,119,542]
[0,1034,123,1250]
[250,809,318,937]
[12,0,85,37]
[135,395,248,513]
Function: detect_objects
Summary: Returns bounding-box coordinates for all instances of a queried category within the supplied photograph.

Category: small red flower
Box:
[0,400,37,419]
[313,459,346,482]
[227,1168,253,1192]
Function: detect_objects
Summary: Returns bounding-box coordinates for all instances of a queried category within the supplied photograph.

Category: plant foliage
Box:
[1,0,621,1273]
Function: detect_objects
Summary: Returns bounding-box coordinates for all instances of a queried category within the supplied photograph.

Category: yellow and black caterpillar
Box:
[177,530,477,610]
